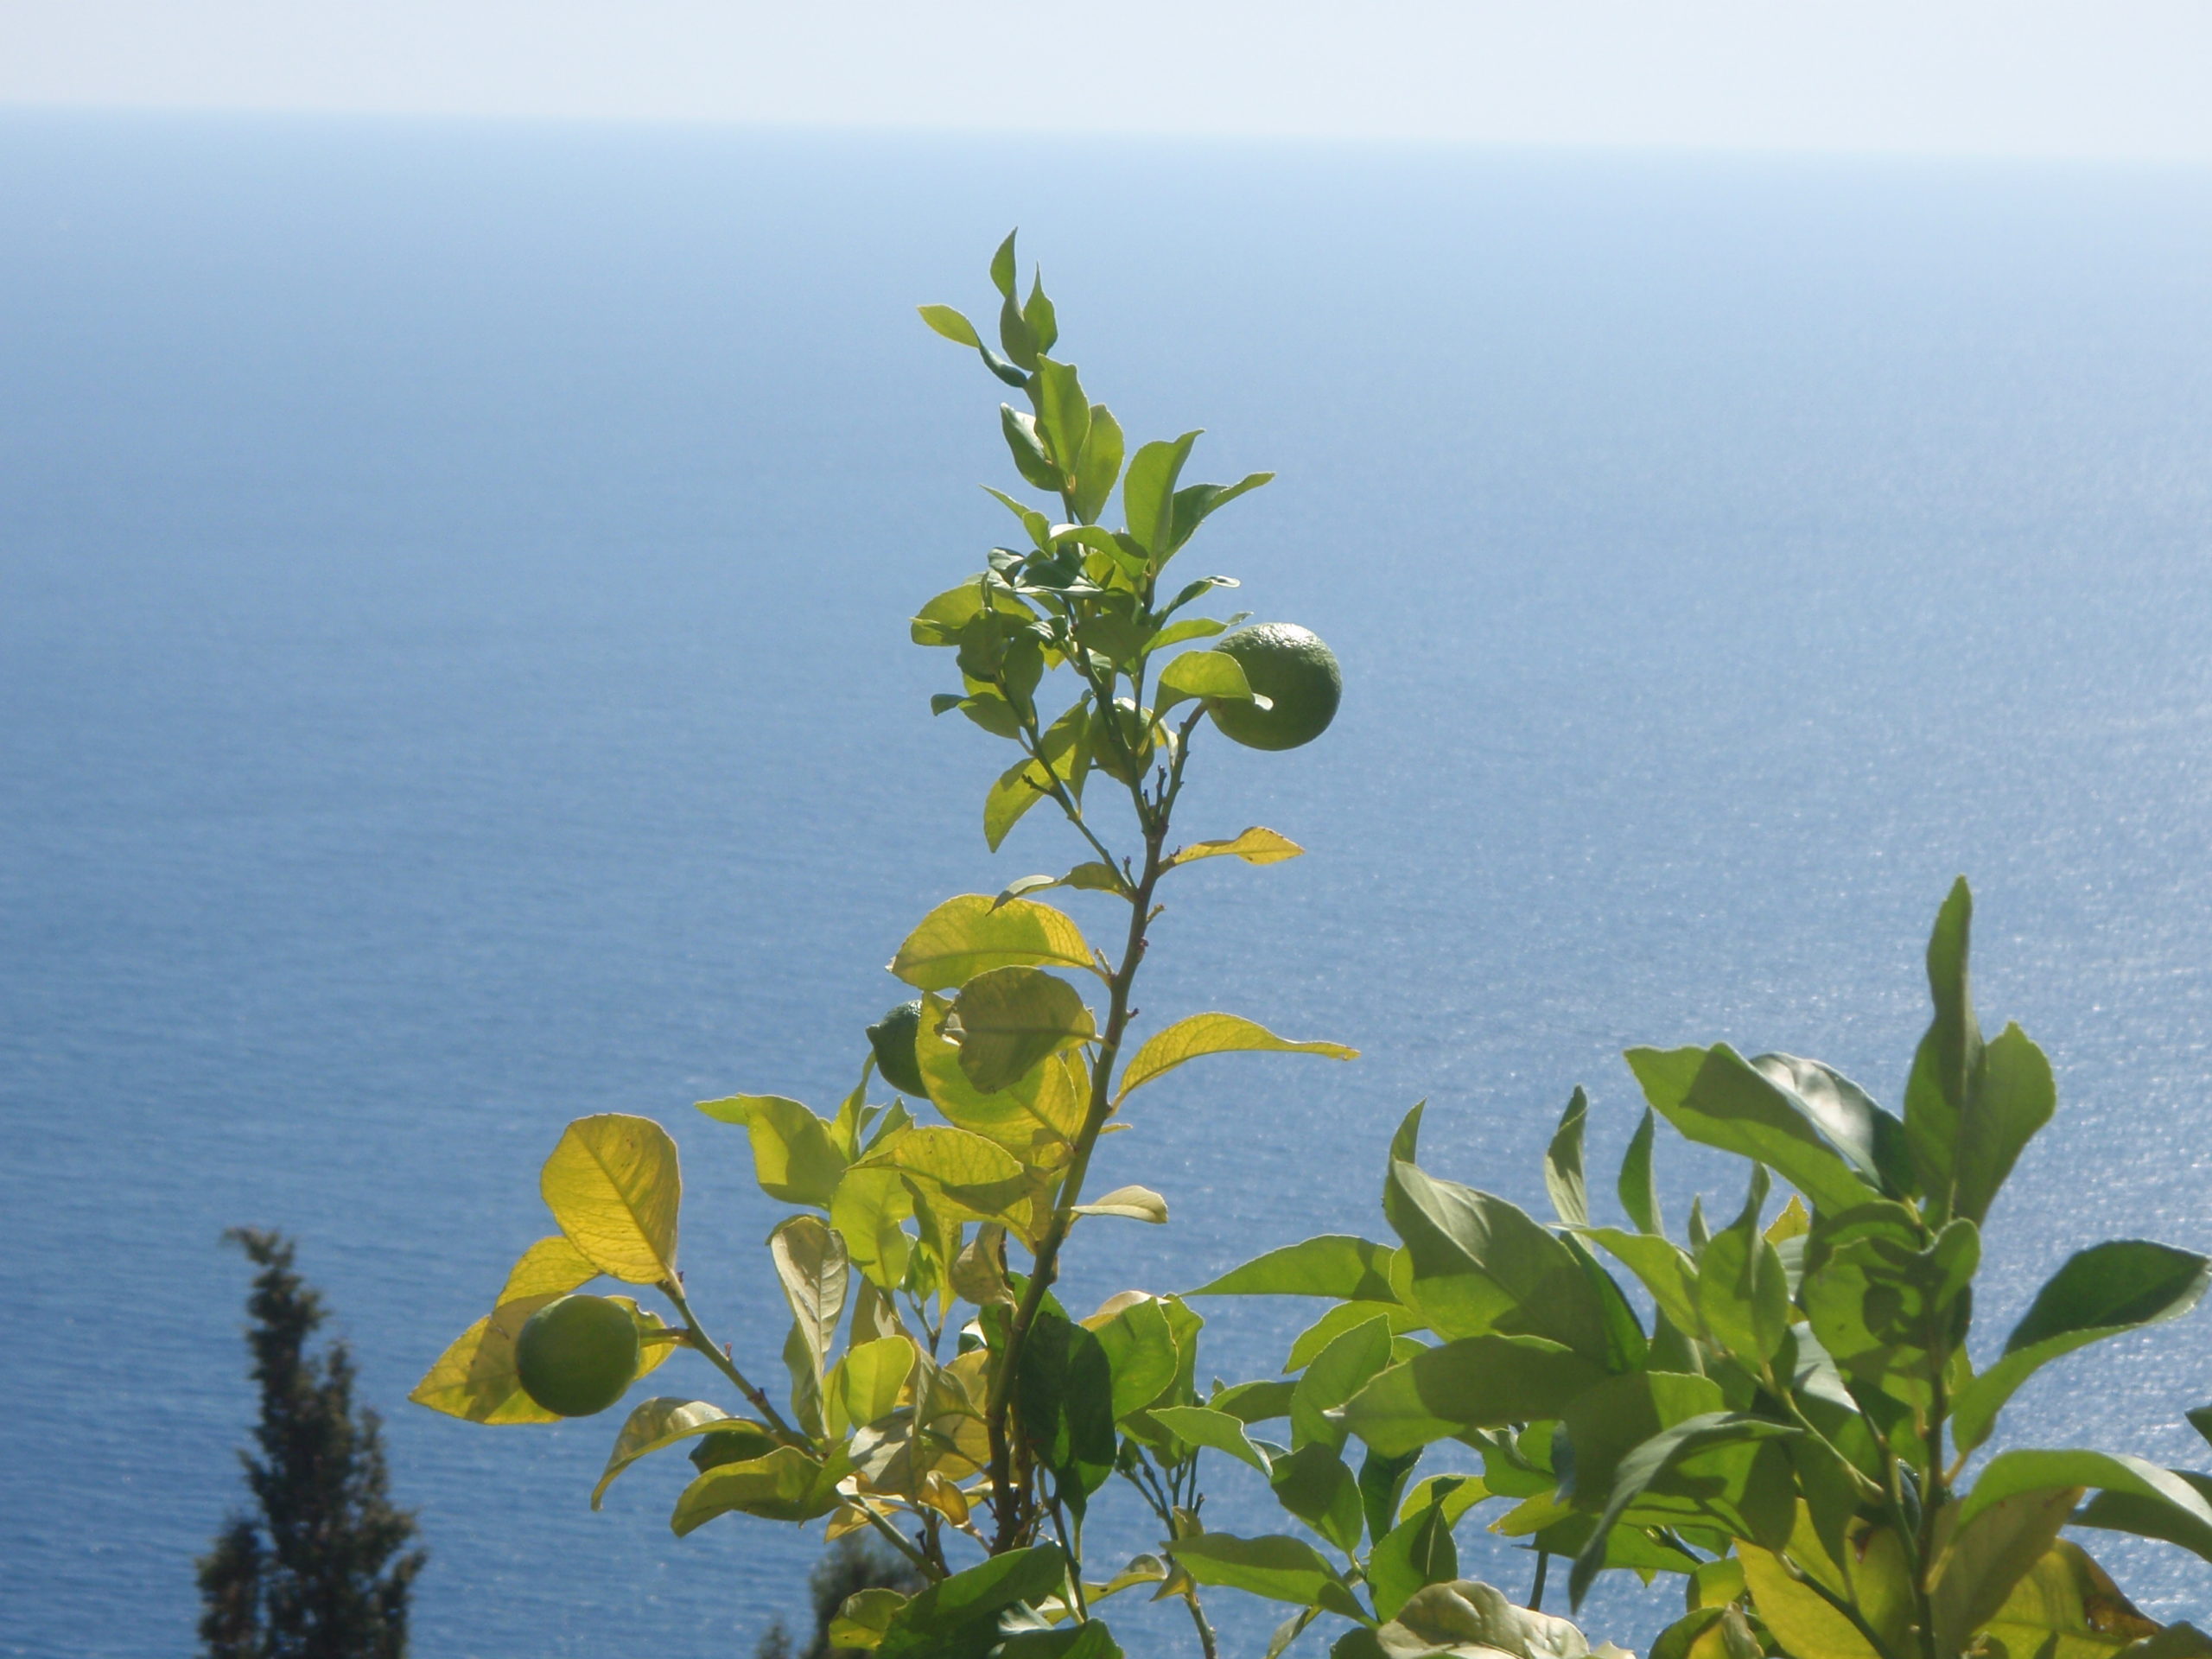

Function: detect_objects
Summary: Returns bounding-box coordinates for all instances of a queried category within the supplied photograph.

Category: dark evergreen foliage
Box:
[753,1535,925,1659]
[198,1230,426,1659]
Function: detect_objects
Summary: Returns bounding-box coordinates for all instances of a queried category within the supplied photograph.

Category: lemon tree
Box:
[415,240,2212,1659]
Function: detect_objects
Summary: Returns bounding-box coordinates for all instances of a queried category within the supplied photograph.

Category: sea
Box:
[3,111,2210,1656]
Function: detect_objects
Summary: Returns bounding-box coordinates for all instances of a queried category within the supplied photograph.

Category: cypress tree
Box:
[198,1230,426,1659]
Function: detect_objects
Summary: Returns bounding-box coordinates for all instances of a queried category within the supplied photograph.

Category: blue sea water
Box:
[3,111,2211,1656]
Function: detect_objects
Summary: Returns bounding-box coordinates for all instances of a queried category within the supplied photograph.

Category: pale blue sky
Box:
[2,1,2209,162]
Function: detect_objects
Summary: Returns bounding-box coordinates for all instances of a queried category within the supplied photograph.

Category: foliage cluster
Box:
[414,240,2212,1659]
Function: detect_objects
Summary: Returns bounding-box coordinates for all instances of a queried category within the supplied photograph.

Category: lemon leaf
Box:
[1155,649,1268,713]
[497,1235,600,1302]
[409,1294,563,1425]
[590,1397,733,1510]
[891,893,1094,991]
[948,966,1096,1092]
[1074,1185,1169,1224]
[540,1114,682,1285]
[1116,1014,1357,1103]
[1169,827,1304,868]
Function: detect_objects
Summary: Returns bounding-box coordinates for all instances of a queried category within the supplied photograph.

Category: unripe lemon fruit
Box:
[514,1294,641,1418]
[867,1000,928,1097]
[1207,623,1341,751]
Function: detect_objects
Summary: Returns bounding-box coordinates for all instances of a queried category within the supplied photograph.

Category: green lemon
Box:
[514,1294,641,1418]
[1206,623,1342,751]
[867,1000,928,1097]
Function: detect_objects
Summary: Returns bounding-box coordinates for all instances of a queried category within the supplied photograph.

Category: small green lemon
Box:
[867,1000,928,1097]
[514,1294,641,1418]
[1206,623,1341,751]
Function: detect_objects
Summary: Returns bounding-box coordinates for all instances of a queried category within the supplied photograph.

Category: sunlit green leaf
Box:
[830,1164,914,1289]
[1384,1141,1611,1360]
[1334,1335,1607,1457]
[1557,1370,1726,1512]
[1188,1235,1397,1300]
[1954,1020,2056,1227]
[1169,826,1305,868]
[918,304,982,347]
[591,1397,732,1509]
[1122,432,1200,557]
[1033,359,1089,479]
[1293,1313,1395,1452]
[1952,1239,2211,1452]
[1090,1296,1179,1420]
[1155,648,1265,713]
[768,1215,849,1376]
[1165,1533,1360,1616]
[1072,1185,1167,1224]
[1625,1044,1875,1218]
[1150,1405,1273,1472]
[1568,1413,1802,1607]
[409,1294,563,1424]
[1001,404,1061,491]
[1737,1543,1883,1659]
[1618,1107,1663,1236]
[829,1586,908,1650]
[1286,1300,1424,1374]
[947,965,1094,1092]
[1545,1088,1590,1229]
[497,1234,599,1302]
[1366,1476,1465,1620]
[671,1444,847,1534]
[1117,1013,1356,1103]
[1071,404,1125,526]
[1269,1441,1364,1554]
[1189,1384,1291,1440]
[1929,1484,2084,1656]
[1167,473,1274,552]
[911,578,1033,647]
[891,893,1094,992]
[1381,1580,1606,1659]
[1979,1541,2164,1659]
[1751,1051,1914,1199]
[694,1094,846,1209]
[1904,876,1980,1217]
[540,1114,681,1286]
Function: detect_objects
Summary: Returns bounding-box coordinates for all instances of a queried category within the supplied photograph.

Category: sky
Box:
[2,0,2209,162]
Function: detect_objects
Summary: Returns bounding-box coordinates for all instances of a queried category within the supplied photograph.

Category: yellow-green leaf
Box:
[539,1114,681,1285]
[591,1396,731,1509]
[830,1165,915,1289]
[1981,1541,2164,1659]
[769,1215,849,1375]
[671,1446,843,1534]
[693,1093,846,1208]
[498,1235,600,1302]
[1073,1185,1168,1224]
[984,755,1055,852]
[909,580,1031,647]
[829,1586,909,1649]
[1116,1013,1357,1103]
[1738,1544,1883,1659]
[948,966,1095,1092]
[861,1123,1025,1188]
[918,991,1084,1155]
[829,1336,918,1435]
[409,1294,563,1425]
[890,894,1094,991]
[1169,827,1303,868]
[1155,649,1265,712]
[1932,1487,2085,1656]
